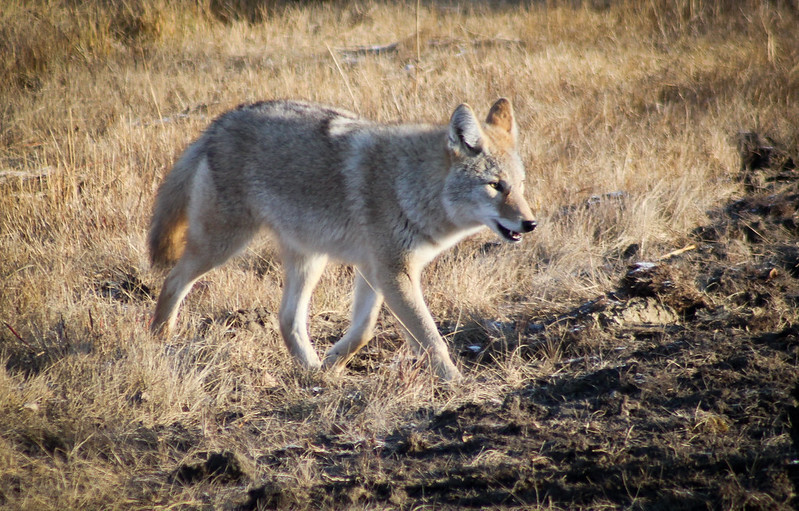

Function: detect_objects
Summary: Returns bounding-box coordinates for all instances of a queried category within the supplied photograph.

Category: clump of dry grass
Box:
[1,1,798,509]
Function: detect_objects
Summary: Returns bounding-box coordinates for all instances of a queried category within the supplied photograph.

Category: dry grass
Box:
[1,1,798,509]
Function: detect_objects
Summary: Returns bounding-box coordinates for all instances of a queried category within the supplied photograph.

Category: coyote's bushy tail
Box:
[147,142,202,269]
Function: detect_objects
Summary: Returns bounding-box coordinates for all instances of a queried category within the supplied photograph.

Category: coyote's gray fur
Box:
[148,98,536,381]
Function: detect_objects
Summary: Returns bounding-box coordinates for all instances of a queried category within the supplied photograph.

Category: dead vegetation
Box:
[1,1,799,509]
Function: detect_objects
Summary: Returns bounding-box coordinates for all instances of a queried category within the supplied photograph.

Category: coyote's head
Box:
[443,98,537,243]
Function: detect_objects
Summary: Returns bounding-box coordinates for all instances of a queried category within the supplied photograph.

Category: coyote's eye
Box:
[488,180,508,193]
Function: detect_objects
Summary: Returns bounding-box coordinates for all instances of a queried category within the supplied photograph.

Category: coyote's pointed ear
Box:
[448,104,484,156]
[485,98,517,145]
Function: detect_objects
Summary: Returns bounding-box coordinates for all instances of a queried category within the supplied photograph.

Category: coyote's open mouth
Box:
[495,222,523,243]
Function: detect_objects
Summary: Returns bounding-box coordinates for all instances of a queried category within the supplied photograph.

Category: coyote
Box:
[148,98,536,381]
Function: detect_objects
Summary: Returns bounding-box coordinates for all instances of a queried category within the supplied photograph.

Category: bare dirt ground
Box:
[148,136,798,510]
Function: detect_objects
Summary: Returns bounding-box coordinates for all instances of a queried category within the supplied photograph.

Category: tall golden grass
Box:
[1,0,798,508]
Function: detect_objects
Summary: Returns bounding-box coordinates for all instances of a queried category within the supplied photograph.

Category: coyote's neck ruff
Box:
[148,98,536,381]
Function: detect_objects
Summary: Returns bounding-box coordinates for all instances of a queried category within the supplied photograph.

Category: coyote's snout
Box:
[149,98,536,381]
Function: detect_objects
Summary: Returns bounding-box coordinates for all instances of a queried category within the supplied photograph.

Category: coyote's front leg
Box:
[322,268,384,372]
[376,265,462,382]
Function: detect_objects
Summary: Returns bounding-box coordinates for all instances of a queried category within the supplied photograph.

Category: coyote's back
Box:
[148,98,536,382]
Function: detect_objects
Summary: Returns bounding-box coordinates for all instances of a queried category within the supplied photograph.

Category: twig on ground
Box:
[658,244,697,261]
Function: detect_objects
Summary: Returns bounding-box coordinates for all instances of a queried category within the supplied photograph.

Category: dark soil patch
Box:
[173,450,248,485]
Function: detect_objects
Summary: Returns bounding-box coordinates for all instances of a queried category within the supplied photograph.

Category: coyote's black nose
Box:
[521,220,537,233]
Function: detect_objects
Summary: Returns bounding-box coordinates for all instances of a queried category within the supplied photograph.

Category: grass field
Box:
[2,1,799,509]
